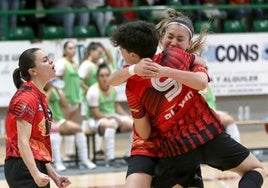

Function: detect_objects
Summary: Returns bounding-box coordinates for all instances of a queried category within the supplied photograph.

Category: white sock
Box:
[50,132,63,164]
[95,133,103,152]
[75,132,89,163]
[226,123,241,143]
[81,120,89,132]
[104,128,115,161]
[110,119,119,130]
[64,135,75,156]
[125,132,133,157]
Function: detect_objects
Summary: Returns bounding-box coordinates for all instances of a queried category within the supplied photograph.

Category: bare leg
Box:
[231,153,266,188]
[125,173,152,188]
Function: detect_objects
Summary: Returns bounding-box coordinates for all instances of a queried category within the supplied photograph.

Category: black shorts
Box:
[153,133,249,188]
[153,149,203,188]
[126,155,159,178]
[4,157,49,188]
[200,132,250,171]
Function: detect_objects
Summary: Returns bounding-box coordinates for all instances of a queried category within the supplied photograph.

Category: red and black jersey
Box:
[126,47,224,157]
[5,81,52,162]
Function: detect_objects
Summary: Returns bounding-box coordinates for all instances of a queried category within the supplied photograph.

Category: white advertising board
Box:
[201,33,268,96]
[0,38,125,107]
[0,33,268,106]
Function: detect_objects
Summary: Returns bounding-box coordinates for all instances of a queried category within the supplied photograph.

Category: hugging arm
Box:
[109,58,159,86]
[154,53,209,91]
[194,55,206,67]
[159,65,208,90]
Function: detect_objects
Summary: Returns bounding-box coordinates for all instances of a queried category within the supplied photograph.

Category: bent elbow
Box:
[199,81,208,90]
[139,132,150,140]
[136,127,151,140]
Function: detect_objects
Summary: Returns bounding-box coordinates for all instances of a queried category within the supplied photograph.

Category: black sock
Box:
[239,170,263,188]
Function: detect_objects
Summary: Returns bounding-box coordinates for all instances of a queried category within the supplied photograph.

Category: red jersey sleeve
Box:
[126,76,146,119]
[12,89,37,125]
[190,58,210,82]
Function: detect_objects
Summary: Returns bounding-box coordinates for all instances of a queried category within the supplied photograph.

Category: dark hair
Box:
[63,41,73,57]
[82,42,102,61]
[110,20,158,58]
[97,63,111,77]
[13,48,40,89]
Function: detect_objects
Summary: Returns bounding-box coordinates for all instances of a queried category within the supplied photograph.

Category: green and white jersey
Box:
[55,58,81,104]
[200,84,217,110]
[86,83,118,115]
[48,88,65,121]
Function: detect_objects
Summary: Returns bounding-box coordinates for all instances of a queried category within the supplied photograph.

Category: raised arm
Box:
[108,66,132,86]
[194,55,206,67]
[156,63,208,91]
[108,58,159,86]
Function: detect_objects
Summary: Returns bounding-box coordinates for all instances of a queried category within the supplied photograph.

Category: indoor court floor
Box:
[1,164,268,188]
[0,125,268,188]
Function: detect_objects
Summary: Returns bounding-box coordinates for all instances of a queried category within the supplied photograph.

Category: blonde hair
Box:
[156,8,208,55]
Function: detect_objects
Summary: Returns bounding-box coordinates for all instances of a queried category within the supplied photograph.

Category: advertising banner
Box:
[202,33,268,96]
[0,33,268,106]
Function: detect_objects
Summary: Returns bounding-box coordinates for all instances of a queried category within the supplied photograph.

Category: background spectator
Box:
[180,0,203,23]
[23,0,47,40]
[84,0,113,37]
[44,0,89,38]
[55,41,81,159]
[45,81,96,171]
[86,64,133,167]
[79,41,114,154]
[227,0,264,27]
[200,0,227,32]
[0,0,20,39]
[107,0,137,24]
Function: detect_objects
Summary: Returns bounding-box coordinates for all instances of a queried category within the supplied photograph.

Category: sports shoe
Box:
[117,158,128,166]
[54,162,66,172]
[106,159,123,168]
[123,155,130,163]
[81,160,97,169]
[95,150,105,156]
[63,154,76,161]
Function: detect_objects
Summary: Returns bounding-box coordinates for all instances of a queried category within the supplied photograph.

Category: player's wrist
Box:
[128,64,136,76]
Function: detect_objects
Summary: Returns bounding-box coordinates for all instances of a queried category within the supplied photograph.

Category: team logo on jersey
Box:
[151,77,182,102]
[39,120,47,136]
[38,104,43,111]
[38,118,51,136]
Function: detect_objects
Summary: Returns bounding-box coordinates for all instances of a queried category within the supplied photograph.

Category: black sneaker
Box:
[95,150,105,156]
[123,156,131,163]
[117,158,128,166]
[106,159,123,168]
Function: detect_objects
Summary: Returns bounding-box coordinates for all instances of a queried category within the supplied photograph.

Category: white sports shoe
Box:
[81,160,97,169]
[54,162,66,172]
